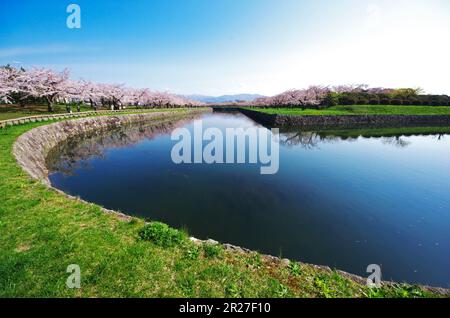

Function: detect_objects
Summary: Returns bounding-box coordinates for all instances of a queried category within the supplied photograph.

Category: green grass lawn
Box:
[246,105,450,116]
[0,112,447,298]
[0,104,100,121]
[0,104,160,121]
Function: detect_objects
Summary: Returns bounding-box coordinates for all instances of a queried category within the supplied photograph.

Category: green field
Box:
[0,104,167,121]
[0,112,447,298]
[0,104,100,121]
[246,105,450,116]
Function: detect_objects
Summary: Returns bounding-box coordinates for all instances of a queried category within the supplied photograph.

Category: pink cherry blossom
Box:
[0,65,204,111]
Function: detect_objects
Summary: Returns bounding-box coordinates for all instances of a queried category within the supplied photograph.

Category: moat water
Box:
[48,112,450,288]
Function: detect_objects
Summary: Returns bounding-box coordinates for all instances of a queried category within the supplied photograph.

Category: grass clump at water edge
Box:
[139,222,187,248]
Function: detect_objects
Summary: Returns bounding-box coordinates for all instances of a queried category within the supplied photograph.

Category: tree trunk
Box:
[46,95,56,112]
[47,99,54,112]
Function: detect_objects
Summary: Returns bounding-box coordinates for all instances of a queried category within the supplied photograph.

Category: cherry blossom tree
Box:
[332,84,369,93]
[248,85,406,108]
[129,88,151,107]
[94,83,125,110]
[147,91,172,108]
[0,66,35,106]
[250,86,330,108]
[27,68,70,112]
[1,65,203,111]
[367,87,395,95]
[63,80,87,112]
[78,80,104,110]
[0,67,12,104]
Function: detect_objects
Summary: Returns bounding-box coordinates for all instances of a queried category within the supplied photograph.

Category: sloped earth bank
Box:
[2,109,448,297]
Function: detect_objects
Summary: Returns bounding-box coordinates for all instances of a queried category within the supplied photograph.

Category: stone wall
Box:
[13,109,210,185]
[0,108,184,129]
[239,109,277,126]
[240,109,450,128]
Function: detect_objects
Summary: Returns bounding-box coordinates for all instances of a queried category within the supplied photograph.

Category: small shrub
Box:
[312,272,354,298]
[313,274,335,298]
[139,222,186,248]
[246,252,263,269]
[177,274,196,295]
[402,100,411,106]
[431,100,441,106]
[409,98,420,105]
[203,243,223,259]
[367,284,431,298]
[390,99,403,105]
[369,99,380,105]
[267,279,291,298]
[338,95,357,105]
[127,218,139,226]
[357,99,369,105]
[184,245,201,260]
[288,262,302,276]
[225,283,241,298]
[322,93,339,107]
[174,259,191,271]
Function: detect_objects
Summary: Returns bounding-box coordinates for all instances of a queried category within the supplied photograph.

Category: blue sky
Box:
[1,0,450,95]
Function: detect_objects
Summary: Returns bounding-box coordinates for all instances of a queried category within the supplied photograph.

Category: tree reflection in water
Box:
[48,120,450,174]
[276,127,449,149]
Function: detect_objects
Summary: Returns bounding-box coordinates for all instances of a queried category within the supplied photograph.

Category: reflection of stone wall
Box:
[13,109,210,185]
[46,116,202,175]
[240,109,450,128]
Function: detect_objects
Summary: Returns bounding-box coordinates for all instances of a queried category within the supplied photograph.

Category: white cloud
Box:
[0,45,70,58]
[0,44,100,58]
[366,3,382,28]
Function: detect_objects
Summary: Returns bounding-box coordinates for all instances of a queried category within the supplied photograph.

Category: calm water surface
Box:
[49,112,450,288]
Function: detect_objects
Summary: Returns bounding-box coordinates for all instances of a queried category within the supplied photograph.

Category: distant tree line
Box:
[248,85,450,108]
[328,88,450,107]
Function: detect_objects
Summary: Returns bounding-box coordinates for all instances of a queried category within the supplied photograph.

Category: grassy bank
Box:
[0,104,98,121]
[245,105,450,116]
[0,104,185,121]
[0,113,447,298]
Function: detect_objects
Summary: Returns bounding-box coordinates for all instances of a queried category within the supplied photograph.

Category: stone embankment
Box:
[13,109,210,185]
[239,108,450,128]
[0,108,195,129]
